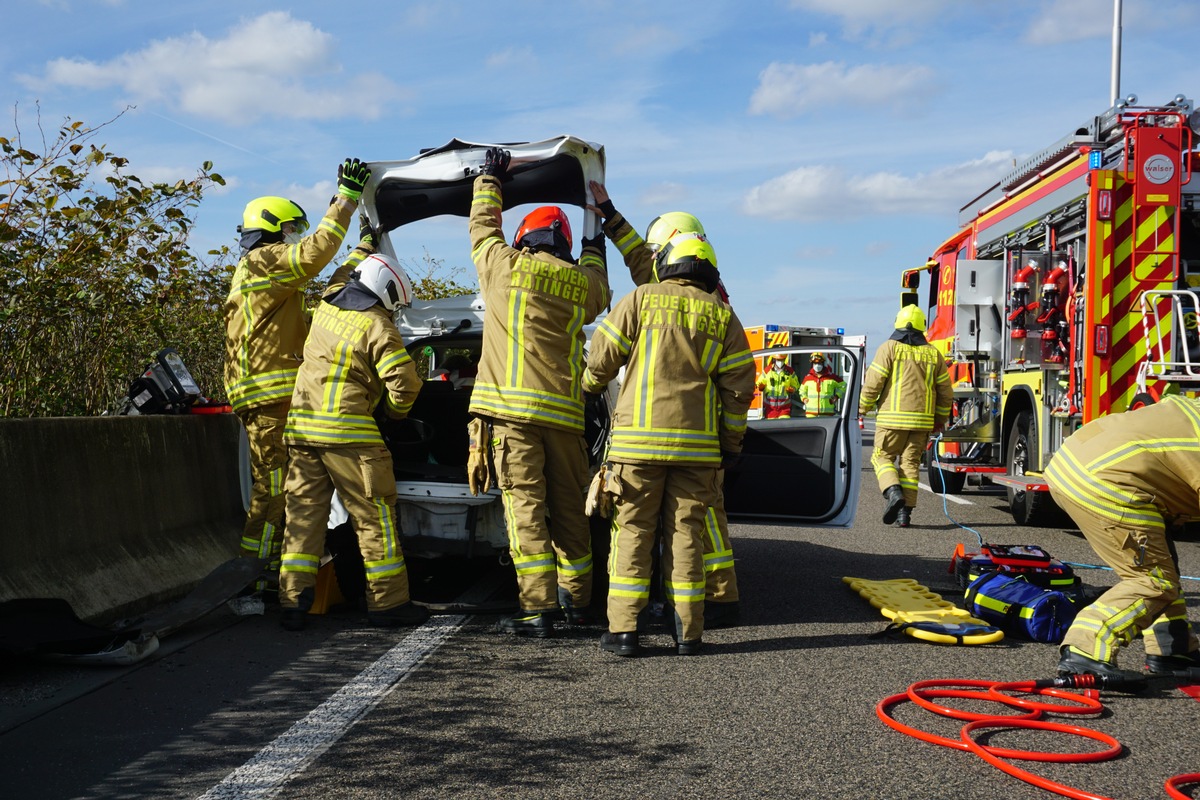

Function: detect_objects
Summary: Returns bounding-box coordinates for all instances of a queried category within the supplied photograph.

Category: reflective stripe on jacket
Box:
[858,339,951,430]
[223,197,355,412]
[468,174,610,433]
[799,371,845,416]
[284,291,420,448]
[583,279,755,465]
[1043,396,1200,531]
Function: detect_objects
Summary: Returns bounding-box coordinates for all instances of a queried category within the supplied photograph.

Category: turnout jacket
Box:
[224,196,356,412]
[799,369,846,417]
[601,209,655,287]
[859,331,952,431]
[1043,395,1200,532]
[583,278,756,465]
[284,294,420,448]
[468,174,609,433]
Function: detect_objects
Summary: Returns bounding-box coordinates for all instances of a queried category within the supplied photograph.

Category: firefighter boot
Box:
[882,485,905,525]
[281,588,314,631]
[499,610,556,638]
[1145,650,1200,680]
[1057,646,1146,688]
[704,601,741,630]
[895,507,912,528]
[600,631,641,657]
[557,586,598,627]
[368,601,430,628]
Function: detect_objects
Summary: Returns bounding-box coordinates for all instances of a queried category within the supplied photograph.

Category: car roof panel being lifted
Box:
[363,135,606,232]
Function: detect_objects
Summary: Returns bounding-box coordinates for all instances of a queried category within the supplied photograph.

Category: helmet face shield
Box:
[242,196,308,235]
[513,206,573,253]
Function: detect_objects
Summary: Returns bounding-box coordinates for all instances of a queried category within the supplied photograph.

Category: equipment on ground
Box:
[842,576,1003,645]
[906,93,1200,524]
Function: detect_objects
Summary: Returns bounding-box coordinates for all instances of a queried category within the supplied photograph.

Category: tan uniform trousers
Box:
[280,444,412,613]
[1050,486,1199,662]
[236,401,289,572]
[871,427,930,508]
[607,461,719,642]
[704,477,738,603]
[491,419,593,613]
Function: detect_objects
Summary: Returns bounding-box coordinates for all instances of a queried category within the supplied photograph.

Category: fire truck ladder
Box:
[1139,288,1200,391]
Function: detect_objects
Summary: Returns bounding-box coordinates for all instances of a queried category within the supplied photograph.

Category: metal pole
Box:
[1111,0,1123,104]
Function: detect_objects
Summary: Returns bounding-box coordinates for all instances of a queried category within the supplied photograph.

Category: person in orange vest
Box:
[798,352,845,417]
[756,353,800,419]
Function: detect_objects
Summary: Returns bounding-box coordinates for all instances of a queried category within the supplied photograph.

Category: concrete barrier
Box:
[0,415,247,625]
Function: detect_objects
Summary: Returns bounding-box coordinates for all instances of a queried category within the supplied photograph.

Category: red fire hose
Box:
[877,678,1196,800]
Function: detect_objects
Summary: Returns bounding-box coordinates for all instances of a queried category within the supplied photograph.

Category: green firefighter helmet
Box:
[241,196,309,235]
[645,212,705,253]
[653,232,719,293]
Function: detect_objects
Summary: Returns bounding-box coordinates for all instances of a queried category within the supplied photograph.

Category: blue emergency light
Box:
[836,327,845,335]
[1088,150,1103,170]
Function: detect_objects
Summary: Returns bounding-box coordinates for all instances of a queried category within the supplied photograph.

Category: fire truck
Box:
[744,325,862,418]
[904,93,1200,525]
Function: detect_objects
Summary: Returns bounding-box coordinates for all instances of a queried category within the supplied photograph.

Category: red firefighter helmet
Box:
[512,206,573,251]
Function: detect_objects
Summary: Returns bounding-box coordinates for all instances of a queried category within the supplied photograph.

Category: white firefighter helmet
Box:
[356,253,414,311]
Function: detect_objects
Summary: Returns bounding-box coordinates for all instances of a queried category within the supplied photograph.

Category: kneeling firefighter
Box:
[583,233,756,657]
[279,251,428,630]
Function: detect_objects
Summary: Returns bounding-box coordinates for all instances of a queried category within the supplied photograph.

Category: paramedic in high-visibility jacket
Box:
[223,158,370,597]
[583,233,755,657]
[1046,396,1200,682]
[756,353,802,419]
[798,352,846,417]
[469,148,610,639]
[278,251,428,631]
[587,181,742,629]
[858,305,952,529]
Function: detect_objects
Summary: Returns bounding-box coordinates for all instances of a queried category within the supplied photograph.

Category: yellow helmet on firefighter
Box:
[239,196,309,251]
[653,232,719,293]
[894,304,927,332]
[645,212,705,253]
[810,352,826,363]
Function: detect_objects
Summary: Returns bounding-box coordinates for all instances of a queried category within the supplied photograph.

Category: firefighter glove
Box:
[720,450,742,471]
[581,233,606,260]
[337,158,371,202]
[481,147,511,179]
[466,417,493,496]
[357,214,380,251]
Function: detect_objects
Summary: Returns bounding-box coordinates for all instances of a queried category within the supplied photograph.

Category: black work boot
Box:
[499,610,556,638]
[280,587,314,631]
[368,601,430,628]
[1057,646,1146,686]
[600,631,641,657]
[704,601,741,630]
[1145,650,1200,679]
[895,507,911,528]
[557,587,598,626]
[881,485,905,525]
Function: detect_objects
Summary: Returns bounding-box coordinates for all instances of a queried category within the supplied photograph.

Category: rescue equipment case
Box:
[963,571,1078,643]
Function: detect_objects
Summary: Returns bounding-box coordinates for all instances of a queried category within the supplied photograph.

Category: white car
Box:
[348,135,861,559]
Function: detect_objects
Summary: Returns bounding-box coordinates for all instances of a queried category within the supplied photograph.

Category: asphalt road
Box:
[2,439,1198,800]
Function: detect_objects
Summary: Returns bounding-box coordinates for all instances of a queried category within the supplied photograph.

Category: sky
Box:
[6,0,1200,353]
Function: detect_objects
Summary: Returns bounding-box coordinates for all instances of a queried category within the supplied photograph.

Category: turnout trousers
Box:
[704,476,739,603]
[1049,486,1199,662]
[871,426,930,508]
[279,444,412,613]
[236,401,289,576]
[607,461,719,643]
[491,419,593,614]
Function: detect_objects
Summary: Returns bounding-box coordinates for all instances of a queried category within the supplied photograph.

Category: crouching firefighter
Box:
[278,251,429,631]
[583,233,755,656]
[1046,395,1200,683]
[469,147,611,638]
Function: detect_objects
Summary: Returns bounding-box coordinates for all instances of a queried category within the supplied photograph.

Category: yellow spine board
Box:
[843,576,1004,646]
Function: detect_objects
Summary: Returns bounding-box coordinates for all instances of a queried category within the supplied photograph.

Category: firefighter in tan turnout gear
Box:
[469,148,610,638]
[587,181,743,628]
[1046,396,1200,682]
[223,158,371,602]
[583,233,755,656]
[278,251,428,631]
[859,305,952,528]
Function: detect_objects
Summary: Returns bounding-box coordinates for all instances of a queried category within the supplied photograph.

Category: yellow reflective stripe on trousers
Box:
[281,552,320,574]
[665,579,705,603]
[558,552,593,576]
[513,552,556,575]
[609,575,650,598]
[364,555,407,580]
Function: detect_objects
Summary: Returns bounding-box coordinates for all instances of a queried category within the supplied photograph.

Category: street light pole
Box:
[1111,0,1123,104]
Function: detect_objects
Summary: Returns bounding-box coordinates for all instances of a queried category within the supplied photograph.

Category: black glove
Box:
[358,214,379,250]
[581,233,606,260]
[337,157,371,202]
[720,450,742,471]
[480,147,511,179]
[596,199,617,219]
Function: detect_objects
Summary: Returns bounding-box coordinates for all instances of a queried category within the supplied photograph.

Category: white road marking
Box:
[198,615,466,800]
[919,482,973,505]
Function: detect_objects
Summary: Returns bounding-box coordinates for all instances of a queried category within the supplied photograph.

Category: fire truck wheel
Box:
[1128,392,1155,411]
[929,466,966,495]
[1005,411,1061,528]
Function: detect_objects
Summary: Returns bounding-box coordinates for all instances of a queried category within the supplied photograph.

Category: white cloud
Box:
[748,61,935,118]
[741,150,1015,220]
[636,181,690,209]
[1025,0,1115,45]
[787,0,961,40]
[23,11,409,125]
[486,46,537,70]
